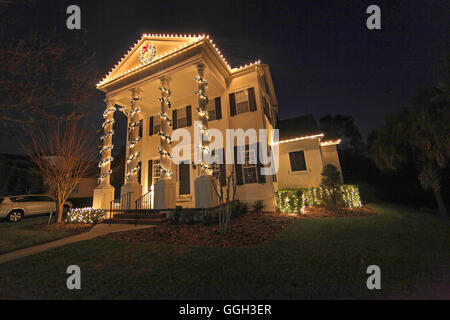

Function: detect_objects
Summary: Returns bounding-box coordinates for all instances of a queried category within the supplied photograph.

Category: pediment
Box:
[104,34,204,83]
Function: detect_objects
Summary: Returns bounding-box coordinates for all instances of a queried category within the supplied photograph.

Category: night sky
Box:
[1,0,449,154]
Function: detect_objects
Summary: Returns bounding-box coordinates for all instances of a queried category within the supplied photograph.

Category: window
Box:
[289,151,307,172]
[235,90,249,114]
[153,116,160,134]
[177,108,187,128]
[242,147,257,184]
[173,106,192,129]
[152,159,161,184]
[207,99,217,121]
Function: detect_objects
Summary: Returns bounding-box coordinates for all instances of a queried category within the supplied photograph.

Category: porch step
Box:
[112,217,167,225]
[111,212,168,225]
[113,213,167,219]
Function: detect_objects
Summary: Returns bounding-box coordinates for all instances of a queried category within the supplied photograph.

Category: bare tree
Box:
[211,171,237,235]
[20,119,98,223]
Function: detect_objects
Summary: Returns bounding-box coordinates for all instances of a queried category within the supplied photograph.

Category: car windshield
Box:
[10,196,30,202]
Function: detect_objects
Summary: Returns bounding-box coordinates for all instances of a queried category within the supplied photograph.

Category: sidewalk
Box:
[0,223,154,265]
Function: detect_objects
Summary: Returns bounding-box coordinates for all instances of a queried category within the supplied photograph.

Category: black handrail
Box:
[134,191,152,225]
[109,192,132,225]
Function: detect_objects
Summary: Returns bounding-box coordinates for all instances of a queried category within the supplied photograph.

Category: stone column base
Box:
[121,183,143,210]
[154,179,176,209]
[93,186,115,218]
[195,175,219,209]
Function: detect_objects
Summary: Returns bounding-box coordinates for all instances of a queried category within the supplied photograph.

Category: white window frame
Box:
[177,107,188,128]
[206,99,216,121]
[235,89,250,114]
[153,116,161,133]
[152,158,161,184]
[241,148,257,184]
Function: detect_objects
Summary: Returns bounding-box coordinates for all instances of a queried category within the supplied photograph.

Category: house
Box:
[93,34,341,212]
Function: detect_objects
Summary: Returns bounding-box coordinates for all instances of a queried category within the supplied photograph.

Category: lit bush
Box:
[276,185,362,214]
[65,207,106,224]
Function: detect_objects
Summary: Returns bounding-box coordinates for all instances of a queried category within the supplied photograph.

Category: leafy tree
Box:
[319,114,363,149]
[321,164,342,211]
[371,85,449,217]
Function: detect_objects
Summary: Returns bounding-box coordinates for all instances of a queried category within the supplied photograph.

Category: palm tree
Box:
[371,85,449,217]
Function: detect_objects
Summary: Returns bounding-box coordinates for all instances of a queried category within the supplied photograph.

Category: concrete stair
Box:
[111,212,168,225]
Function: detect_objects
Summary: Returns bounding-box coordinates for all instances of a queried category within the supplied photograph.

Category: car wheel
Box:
[7,210,23,222]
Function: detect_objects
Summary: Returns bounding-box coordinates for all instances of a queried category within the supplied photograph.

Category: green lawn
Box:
[0,202,448,299]
[0,215,70,254]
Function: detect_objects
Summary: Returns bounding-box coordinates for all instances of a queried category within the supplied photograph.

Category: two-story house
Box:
[93,34,341,212]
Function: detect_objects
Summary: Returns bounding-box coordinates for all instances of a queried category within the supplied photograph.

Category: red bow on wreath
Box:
[142,43,149,53]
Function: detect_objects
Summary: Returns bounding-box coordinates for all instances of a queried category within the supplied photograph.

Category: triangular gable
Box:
[97,33,262,88]
[102,34,203,85]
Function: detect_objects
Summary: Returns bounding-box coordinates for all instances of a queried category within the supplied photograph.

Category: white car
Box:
[0,195,73,222]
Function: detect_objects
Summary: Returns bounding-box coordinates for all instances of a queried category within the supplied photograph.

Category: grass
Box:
[0,215,70,254]
[0,202,448,299]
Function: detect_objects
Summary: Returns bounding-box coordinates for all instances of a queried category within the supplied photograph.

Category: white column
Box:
[93,98,116,211]
[154,76,176,209]
[120,88,143,209]
[194,63,218,208]
[194,63,213,176]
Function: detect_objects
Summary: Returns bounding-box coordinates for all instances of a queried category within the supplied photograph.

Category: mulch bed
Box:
[26,223,94,235]
[301,205,377,218]
[104,212,298,248]
[103,206,377,248]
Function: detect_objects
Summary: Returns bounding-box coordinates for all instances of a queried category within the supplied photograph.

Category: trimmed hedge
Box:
[276,185,362,214]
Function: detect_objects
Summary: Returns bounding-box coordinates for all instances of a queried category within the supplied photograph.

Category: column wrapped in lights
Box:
[157,77,173,178]
[98,98,116,185]
[126,88,142,182]
[194,63,212,175]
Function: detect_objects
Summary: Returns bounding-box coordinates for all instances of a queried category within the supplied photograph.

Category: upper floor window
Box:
[206,97,222,121]
[229,87,257,116]
[149,116,160,136]
[236,90,249,114]
[173,106,192,129]
[289,151,307,172]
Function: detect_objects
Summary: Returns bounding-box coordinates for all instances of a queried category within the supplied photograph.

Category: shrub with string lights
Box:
[65,207,106,224]
[276,184,362,214]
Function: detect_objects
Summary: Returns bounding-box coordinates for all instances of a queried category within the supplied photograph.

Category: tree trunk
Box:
[56,200,64,223]
[433,188,448,217]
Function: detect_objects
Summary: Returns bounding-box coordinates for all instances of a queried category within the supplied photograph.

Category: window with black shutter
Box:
[173,106,191,128]
[289,151,307,172]
[229,88,256,116]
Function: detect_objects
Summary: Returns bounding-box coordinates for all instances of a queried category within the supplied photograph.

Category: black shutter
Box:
[148,160,153,186]
[229,93,236,116]
[137,161,142,184]
[172,109,178,130]
[234,146,243,185]
[149,116,154,136]
[248,87,257,111]
[215,97,222,120]
[139,119,143,138]
[257,143,266,184]
[186,105,192,127]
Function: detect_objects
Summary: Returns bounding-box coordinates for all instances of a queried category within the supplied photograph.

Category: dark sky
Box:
[1,0,449,154]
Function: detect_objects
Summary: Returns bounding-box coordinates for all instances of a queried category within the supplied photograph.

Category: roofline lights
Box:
[274,133,324,145]
[320,139,342,146]
[96,34,262,88]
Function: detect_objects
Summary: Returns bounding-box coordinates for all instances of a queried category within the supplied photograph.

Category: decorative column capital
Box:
[104,97,115,107]
[159,76,171,87]
[196,63,206,76]
[130,88,143,100]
